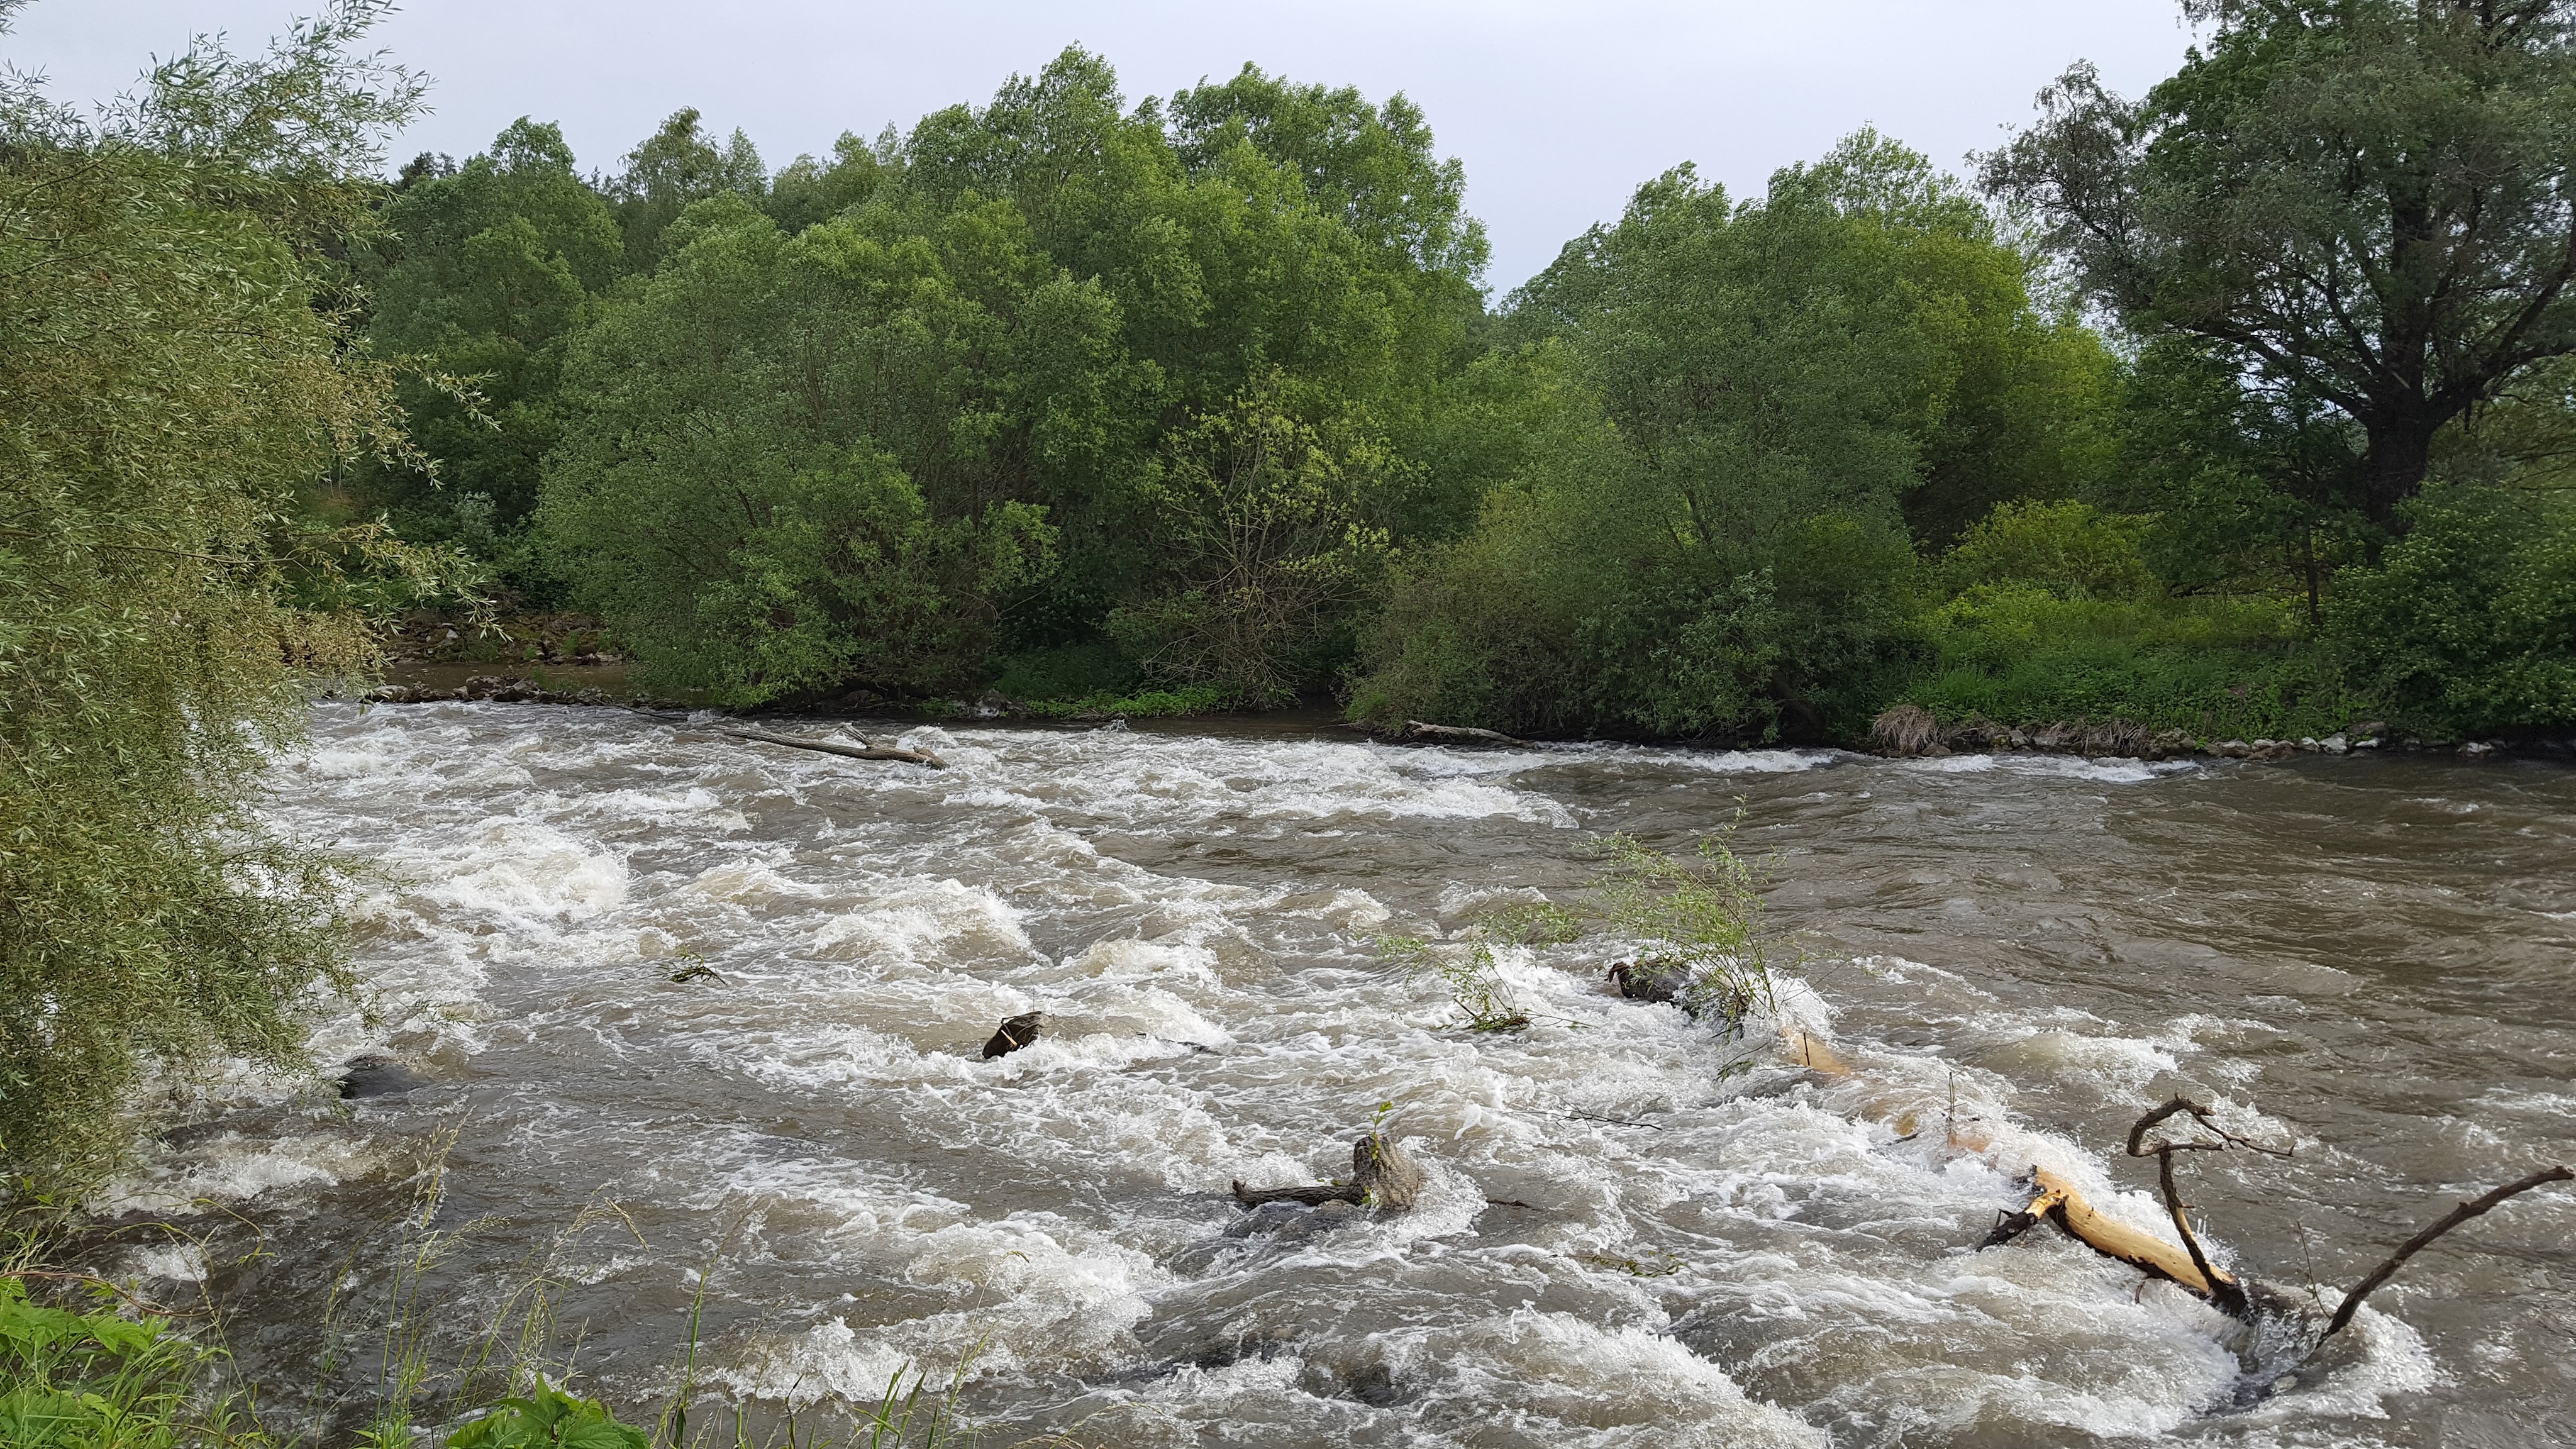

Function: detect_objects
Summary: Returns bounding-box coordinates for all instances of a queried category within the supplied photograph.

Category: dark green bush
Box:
[2331,487,2576,733]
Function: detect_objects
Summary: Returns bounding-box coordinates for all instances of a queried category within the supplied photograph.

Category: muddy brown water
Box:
[91,703,2576,1447]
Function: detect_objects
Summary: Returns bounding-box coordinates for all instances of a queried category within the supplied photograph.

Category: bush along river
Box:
[85,702,2576,1447]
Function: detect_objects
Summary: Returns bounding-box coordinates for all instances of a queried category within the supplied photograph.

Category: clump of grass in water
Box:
[1376,827,1785,1051]
[1590,827,1782,1043]
[1378,933,1534,1033]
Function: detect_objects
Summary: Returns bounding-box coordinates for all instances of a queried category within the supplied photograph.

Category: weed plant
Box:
[1377,830,1784,1046]
[1377,935,1533,1033]
[1589,830,1781,1040]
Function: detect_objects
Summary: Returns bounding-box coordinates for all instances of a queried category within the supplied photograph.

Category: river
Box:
[92,702,2576,1447]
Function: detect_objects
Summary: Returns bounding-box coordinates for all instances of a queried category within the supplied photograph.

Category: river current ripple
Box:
[95,704,2576,1446]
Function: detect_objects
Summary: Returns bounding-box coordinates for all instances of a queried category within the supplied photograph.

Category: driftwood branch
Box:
[1402,720,1527,748]
[2007,1166,2236,1299]
[2322,1165,2574,1340]
[721,726,947,769]
[1778,1016,2568,1347]
[2123,1097,2290,1318]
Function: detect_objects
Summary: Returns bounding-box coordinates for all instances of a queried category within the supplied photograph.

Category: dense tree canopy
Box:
[1984,0,2576,528]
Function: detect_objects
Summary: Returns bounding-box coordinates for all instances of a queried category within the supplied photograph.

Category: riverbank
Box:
[352,659,2576,766]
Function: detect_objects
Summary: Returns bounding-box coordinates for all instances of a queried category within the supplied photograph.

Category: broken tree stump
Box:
[1230,1130,1427,1212]
[982,1011,1053,1059]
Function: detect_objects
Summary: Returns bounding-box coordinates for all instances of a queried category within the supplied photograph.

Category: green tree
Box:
[1772,131,2122,545]
[1361,157,1936,738]
[1108,380,1394,705]
[539,197,1058,704]
[1983,0,2576,528]
[0,0,453,1189]
[606,107,766,269]
[765,128,893,234]
[360,118,622,575]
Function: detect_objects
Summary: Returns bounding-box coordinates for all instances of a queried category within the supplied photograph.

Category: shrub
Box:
[445,1382,647,1449]
[2330,486,2576,734]
[1897,586,2358,738]
[1941,499,2158,599]
[0,1277,236,1448]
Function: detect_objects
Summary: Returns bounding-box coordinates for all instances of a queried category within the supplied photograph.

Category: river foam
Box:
[93,702,2574,1448]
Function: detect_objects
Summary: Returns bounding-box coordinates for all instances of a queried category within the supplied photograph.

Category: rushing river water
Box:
[92,702,2576,1448]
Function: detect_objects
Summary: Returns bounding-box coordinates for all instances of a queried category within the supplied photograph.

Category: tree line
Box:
[6,0,2575,1184]
[346,4,2575,742]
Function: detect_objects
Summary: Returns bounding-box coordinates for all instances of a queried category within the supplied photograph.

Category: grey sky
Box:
[9,1,2196,289]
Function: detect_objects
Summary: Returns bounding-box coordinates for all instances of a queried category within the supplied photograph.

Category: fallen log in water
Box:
[1402,720,1528,748]
[1983,1167,2236,1301]
[1231,1130,1426,1211]
[722,726,947,769]
[1773,1015,2574,1340]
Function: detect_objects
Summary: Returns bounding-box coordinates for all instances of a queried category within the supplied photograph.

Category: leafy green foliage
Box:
[1360,145,2021,740]
[0,1277,213,1448]
[446,1381,648,1449]
[1941,500,2158,600]
[536,47,1494,706]
[0,0,461,1189]
[1891,497,2363,738]
[1106,382,1394,705]
[606,108,767,270]
[1592,833,1779,1036]
[2331,486,2576,733]
[359,119,624,590]
[1984,1,2576,526]
[1011,687,1224,720]
[1377,935,1531,1033]
[538,197,1057,704]
[1899,588,2360,740]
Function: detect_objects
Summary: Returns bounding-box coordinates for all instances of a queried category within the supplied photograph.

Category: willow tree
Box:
[1983,0,2576,529]
[0,0,450,1190]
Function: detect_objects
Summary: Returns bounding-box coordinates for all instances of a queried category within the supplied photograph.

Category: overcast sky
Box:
[9,1,2197,289]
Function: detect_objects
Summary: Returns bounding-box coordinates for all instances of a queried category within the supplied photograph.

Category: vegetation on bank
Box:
[8,0,2576,1189]
[0,0,475,1194]
[332,3,2576,741]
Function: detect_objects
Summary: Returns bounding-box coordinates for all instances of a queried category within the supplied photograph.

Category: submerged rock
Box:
[337,1054,426,1099]
[981,1011,1055,1059]
[1608,958,1690,1006]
